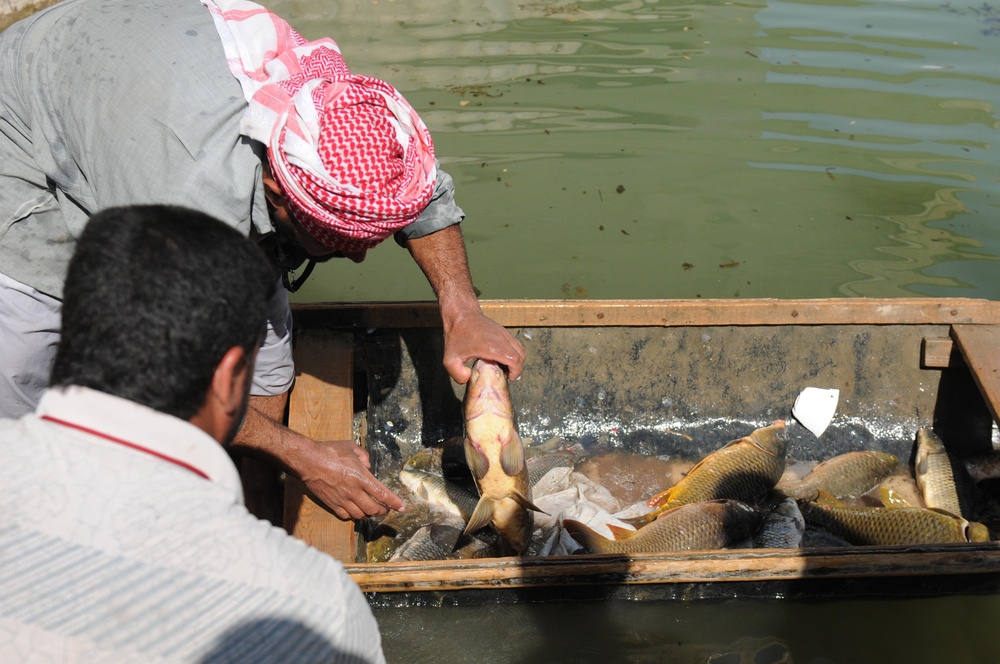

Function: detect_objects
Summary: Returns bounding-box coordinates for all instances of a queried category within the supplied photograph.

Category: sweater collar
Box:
[37,386,244,502]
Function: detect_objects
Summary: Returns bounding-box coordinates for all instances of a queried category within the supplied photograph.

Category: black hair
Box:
[50,205,277,420]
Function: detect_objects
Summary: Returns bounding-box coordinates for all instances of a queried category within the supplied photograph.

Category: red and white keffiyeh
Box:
[202,0,437,251]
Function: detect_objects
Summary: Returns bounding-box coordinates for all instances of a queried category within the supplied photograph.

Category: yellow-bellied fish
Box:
[627,422,788,528]
[775,450,899,501]
[463,359,544,555]
[564,499,762,554]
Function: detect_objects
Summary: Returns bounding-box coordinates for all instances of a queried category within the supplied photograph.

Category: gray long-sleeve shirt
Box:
[0,0,462,398]
[0,0,462,300]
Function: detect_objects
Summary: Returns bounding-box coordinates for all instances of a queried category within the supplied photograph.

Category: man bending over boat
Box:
[0,0,525,519]
[0,205,386,662]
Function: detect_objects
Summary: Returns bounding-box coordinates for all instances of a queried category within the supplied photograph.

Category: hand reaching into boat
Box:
[292,439,405,520]
[234,394,404,520]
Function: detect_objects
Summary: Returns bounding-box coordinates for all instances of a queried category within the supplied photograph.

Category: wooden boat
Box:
[269,297,1000,605]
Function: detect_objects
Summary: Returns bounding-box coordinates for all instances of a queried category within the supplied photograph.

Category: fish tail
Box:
[463,495,495,535]
[562,519,617,553]
[621,507,662,529]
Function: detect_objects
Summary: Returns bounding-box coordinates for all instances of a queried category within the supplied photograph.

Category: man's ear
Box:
[211,346,250,417]
[262,172,284,206]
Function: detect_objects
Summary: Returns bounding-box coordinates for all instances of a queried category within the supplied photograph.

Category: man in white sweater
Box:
[0,205,385,663]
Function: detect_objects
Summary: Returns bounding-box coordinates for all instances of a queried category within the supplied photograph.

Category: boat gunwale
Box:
[344,542,1000,593]
[291,297,1000,329]
[286,298,1000,596]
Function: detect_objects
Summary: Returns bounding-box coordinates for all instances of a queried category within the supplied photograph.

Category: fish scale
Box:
[775,450,899,501]
[627,422,789,528]
[564,500,763,554]
[798,500,989,545]
[915,428,976,519]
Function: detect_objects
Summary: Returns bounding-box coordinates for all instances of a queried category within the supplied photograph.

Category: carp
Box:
[963,449,1000,483]
[914,428,976,519]
[399,467,480,522]
[798,491,990,545]
[526,451,581,487]
[752,497,806,549]
[462,359,544,555]
[627,421,789,528]
[775,450,899,501]
[366,503,433,563]
[564,499,762,554]
[389,524,464,562]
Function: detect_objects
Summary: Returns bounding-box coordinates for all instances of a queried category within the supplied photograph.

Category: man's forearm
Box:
[405,224,526,382]
[405,224,482,330]
[233,393,404,519]
[234,393,304,468]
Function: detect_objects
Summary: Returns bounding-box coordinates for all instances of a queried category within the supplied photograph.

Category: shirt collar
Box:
[36,386,244,502]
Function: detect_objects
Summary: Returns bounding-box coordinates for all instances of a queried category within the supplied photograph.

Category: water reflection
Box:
[752,0,1000,296]
[277,0,999,303]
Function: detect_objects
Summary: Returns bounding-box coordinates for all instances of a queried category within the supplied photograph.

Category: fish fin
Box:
[510,489,548,515]
[646,486,677,508]
[622,506,664,528]
[464,437,491,480]
[463,496,495,535]
[814,490,844,507]
[607,524,637,540]
[500,432,527,477]
[652,504,687,520]
[621,513,651,528]
[562,519,613,553]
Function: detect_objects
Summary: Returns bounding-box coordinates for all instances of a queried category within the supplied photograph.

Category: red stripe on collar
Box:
[41,414,210,480]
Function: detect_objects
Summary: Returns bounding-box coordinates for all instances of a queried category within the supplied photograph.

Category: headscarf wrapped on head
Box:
[202,0,437,251]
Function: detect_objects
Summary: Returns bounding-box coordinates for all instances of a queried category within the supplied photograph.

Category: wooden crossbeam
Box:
[284,330,357,564]
[951,325,1000,425]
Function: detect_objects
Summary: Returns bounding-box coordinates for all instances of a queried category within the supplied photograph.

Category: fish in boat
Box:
[752,497,805,549]
[775,450,898,501]
[366,503,434,563]
[798,491,990,545]
[626,422,789,528]
[563,499,763,555]
[963,449,1000,483]
[399,467,480,522]
[403,436,472,478]
[915,428,976,518]
[387,521,502,562]
[462,359,545,555]
[389,524,463,562]
[526,451,581,487]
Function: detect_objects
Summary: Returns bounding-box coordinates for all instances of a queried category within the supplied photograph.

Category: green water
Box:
[273,1,1000,661]
[373,594,1000,663]
[280,0,1000,304]
[270,1,1000,661]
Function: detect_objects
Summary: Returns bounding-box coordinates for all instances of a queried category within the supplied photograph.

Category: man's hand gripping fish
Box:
[463,359,544,555]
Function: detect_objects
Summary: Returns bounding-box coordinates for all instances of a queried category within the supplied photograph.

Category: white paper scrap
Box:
[791,387,839,437]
